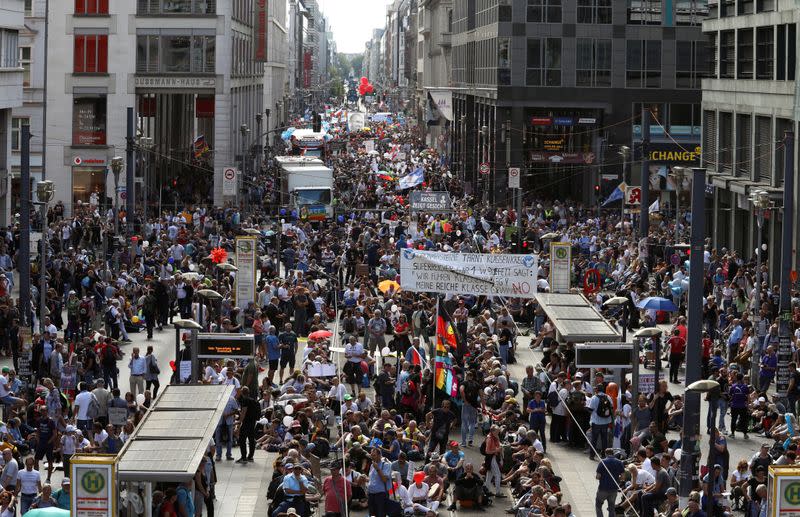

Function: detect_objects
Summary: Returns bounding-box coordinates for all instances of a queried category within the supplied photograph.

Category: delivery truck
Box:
[275,156,334,221]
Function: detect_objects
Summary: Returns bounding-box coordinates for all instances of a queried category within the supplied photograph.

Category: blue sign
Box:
[554,117,574,126]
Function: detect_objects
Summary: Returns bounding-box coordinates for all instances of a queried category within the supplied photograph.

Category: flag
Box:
[193,135,209,159]
[409,346,423,367]
[435,302,459,393]
[397,167,425,190]
[601,182,626,207]
[648,199,660,214]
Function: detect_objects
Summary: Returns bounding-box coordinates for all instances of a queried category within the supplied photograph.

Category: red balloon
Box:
[358,85,367,95]
[366,84,374,94]
[360,76,368,84]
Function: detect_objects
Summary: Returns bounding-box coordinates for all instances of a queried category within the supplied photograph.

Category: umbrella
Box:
[308,330,333,340]
[24,509,71,517]
[378,280,401,294]
[636,296,679,312]
[540,232,560,241]
[196,289,223,300]
[177,272,202,281]
[686,379,720,393]
[242,228,262,236]
[216,263,238,272]
[634,327,663,338]
[602,296,629,307]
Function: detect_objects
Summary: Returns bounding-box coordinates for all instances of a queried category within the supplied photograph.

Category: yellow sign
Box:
[71,454,117,517]
[648,146,702,162]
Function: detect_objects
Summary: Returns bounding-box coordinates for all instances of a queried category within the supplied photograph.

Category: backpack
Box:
[400,376,411,395]
[103,344,118,365]
[79,300,91,317]
[546,390,559,409]
[147,355,160,375]
[104,308,116,326]
[479,439,487,456]
[86,393,100,419]
[596,394,613,418]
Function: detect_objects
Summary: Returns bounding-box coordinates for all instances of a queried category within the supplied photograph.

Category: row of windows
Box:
[713,0,775,18]
[527,0,706,25]
[703,110,790,185]
[137,0,216,15]
[713,24,796,81]
[0,29,19,69]
[136,34,216,74]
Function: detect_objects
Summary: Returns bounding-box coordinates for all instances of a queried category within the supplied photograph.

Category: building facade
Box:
[449,0,708,206]
[416,0,453,153]
[41,0,281,216]
[0,0,24,226]
[702,0,799,275]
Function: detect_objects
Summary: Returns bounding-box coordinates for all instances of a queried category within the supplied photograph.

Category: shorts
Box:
[34,446,54,463]
[280,351,295,369]
[0,395,21,406]
[268,359,279,371]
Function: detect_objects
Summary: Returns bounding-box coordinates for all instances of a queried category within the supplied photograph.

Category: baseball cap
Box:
[666,487,677,496]
[62,478,71,485]
[344,394,353,401]
[284,463,294,469]
[1,367,9,374]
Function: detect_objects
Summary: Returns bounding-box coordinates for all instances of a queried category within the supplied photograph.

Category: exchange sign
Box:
[400,250,539,298]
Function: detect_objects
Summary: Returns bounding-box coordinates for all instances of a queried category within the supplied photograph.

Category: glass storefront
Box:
[72,167,106,209]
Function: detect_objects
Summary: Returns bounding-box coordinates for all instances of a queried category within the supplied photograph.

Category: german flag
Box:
[436,302,458,354]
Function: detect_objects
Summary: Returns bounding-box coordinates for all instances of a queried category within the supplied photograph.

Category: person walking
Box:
[144,346,161,398]
[667,328,686,384]
[588,384,614,460]
[729,372,750,439]
[128,347,146,398]
[595,448,624,517]
[481,425,504,499]
[235,386,259,463]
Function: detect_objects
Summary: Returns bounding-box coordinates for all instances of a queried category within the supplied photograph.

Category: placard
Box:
[639,373,658,395]
[179,361,192,383]
[234,236,257,307]
[60,365,77,390]
[364,139,375,153]
[108,407,128,427]
[307,363,337,378]
[549,242,572,293]
[400,249,538,299]
[197,333,255,359]
[17,352,32,378]
[409,191,451,212]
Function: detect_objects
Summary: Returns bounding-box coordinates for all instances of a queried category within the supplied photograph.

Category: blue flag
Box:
[602,182,627,207]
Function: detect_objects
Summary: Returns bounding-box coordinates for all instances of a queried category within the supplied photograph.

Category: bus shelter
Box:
[535,292,621,342]
[116,384,234,516]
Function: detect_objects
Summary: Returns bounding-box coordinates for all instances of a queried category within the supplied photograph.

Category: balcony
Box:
[439,32,451,47]
[137,0,216,16]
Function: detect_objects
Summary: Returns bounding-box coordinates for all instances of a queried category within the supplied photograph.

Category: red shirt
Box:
[702,338,713,359]
[323,476,352,513]
[668,336,686,354]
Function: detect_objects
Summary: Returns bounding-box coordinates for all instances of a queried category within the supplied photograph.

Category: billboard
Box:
[254,0,267,61]
[197,333,255,359]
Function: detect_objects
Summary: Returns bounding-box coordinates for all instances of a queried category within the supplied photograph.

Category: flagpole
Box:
[433,297,439,411]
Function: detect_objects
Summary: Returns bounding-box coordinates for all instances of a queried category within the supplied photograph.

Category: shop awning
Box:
[535,292,621,343]
[117,384,234,482]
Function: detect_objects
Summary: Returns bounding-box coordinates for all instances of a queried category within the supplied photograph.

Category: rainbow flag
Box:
[193,135,209,159]
[434,302,459,397]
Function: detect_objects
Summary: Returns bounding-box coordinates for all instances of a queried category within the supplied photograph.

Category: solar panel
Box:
[136,410,219,439]
[548,306,602,320]
[117,439,200,474]
[535,293,586,306]
[154,386,226,410]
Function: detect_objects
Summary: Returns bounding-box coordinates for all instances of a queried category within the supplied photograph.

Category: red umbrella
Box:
[308,330,333,341]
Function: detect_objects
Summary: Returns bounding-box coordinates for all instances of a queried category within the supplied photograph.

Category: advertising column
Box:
[234,236,257,307]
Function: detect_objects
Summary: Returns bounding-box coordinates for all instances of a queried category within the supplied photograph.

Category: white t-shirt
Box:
[634,469,655,487]
[407,482,430,503]
[18,469,40,495]
[61,434,78,455]
[1,458,18,486]
[74,391,94,420]
[93,429,109,446]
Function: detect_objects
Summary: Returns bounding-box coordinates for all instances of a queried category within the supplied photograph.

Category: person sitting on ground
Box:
[450,462,485,511]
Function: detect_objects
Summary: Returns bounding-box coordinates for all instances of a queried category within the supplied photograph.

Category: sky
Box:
[320,0,393,54]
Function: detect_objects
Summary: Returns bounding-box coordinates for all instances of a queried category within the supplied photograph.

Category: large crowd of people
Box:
[0,104,792,517]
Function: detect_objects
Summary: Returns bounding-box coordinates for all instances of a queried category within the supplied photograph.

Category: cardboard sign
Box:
[108,407,128,427]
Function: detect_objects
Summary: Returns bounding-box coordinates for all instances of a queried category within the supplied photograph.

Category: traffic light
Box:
[594,184,601,197]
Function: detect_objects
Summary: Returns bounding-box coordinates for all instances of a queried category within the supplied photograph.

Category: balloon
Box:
[681,279,690,291]
[169,360,176,371]
[136,393,145,406]
[284,404,294,415]
[671,286,682,296]
[391,304,398,312]
[283,416,294,427]
[337,215,345,223]
[131,316,140,324]
[366,84,374,94]
[279,208,286,216]
[361,76,368,84]
[381,347,391,357]
[674,449,682,461]
[291,210,298,218]
[684,260,690,269]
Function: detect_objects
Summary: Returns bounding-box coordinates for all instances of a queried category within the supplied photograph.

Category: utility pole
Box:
[679,167,706,502]
[639,107,651,239]
[126,107,135,235]
[778,132,795,397]
[19,125,31,328]
[750,189,771,382]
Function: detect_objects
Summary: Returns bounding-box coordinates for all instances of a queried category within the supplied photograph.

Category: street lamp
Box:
[671,166,689,243]
[35,180,54,333]
[110,157,124,236]
[137,137,153,223]
[618,146,631,228]
[603,295,630,409]
[750,188,771,381]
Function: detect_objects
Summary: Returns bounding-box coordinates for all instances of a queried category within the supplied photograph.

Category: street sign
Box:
[583,268,602,296]
[791,270,798,283]
[508,167,521,189]
[625,186,642,205]
[670,253,681,266]
[222,167,237,197]
[479,163,490,175]
[576,343,634,369]
[120,191,127,201]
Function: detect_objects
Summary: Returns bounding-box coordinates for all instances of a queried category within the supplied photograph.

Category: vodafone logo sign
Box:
[73,157,82,166]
